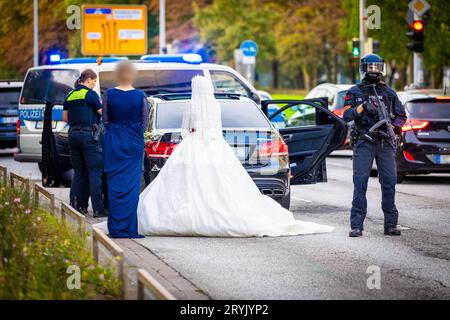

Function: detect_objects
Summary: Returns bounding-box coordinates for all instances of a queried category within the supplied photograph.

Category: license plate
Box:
[434,154,450,165]
[0,117,18,124]
[35,121,57,129]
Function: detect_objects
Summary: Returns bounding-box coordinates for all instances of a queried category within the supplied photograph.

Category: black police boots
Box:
[384,228,401,236]
[78,207,88,215]
[93,210,108,218]
[349,229,363,237]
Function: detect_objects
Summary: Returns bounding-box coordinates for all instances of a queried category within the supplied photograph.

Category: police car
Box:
[14,54,262,171]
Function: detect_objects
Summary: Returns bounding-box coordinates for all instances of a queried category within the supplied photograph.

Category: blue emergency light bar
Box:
[57,57,128,65]
[140,54,203,64]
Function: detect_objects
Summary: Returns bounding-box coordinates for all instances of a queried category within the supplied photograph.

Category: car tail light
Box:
[259,137,289,157]
[403,150,415,161]
[145,141,178,158]
[401,119,429,132]
[16,119,20,135]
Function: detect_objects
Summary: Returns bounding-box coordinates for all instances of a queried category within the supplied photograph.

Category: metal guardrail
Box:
[137,268,176,300]
[92,227,126,299]
[34,183,55,214]
[9,172,30,195]
[61,202,86,235]
[0,165,7,186]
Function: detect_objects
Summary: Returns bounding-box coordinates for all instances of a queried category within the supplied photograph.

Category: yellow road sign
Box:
[82,5,147,56]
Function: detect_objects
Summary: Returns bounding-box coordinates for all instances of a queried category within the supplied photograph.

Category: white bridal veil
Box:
[181,75,223,140]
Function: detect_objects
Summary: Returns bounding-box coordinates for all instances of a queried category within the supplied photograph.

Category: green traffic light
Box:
[352,47,360,57]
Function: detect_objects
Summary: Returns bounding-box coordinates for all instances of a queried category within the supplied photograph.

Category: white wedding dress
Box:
[137,75,333,237]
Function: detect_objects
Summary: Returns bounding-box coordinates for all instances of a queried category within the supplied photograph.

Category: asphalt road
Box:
[2,150,449,299]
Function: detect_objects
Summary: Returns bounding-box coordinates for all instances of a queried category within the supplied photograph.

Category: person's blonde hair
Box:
[115,60,136,84]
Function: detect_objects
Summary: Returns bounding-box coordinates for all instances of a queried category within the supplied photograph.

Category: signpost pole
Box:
[33,0,39,66]
[159,0,166,54]
[359,0,366,58]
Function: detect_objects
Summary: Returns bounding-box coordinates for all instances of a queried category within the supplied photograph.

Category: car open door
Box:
[262,98,347,185]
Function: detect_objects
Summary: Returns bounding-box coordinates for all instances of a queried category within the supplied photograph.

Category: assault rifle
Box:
[365,83,397,146]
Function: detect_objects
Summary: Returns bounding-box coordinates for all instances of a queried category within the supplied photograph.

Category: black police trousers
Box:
[68,127,105,213]
[351,138,399,230]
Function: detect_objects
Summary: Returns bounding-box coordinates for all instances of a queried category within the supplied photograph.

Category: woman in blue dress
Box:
[102,61,149,238]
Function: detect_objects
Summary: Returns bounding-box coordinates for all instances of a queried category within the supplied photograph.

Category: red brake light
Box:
[16,119,20,135]
[145,141,178,158]
[403,150,415,161]
[401,119,429,132]
[259,138,289,157]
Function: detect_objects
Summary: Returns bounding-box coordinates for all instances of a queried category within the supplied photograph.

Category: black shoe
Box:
[384,228,401,236]
[349,229,363,237]
[78,207,88,215]
[93,210,108,218]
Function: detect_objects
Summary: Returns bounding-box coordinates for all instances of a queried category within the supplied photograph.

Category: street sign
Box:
[82,5,147,56]
[240,40,258,57]
[408,0,430,17]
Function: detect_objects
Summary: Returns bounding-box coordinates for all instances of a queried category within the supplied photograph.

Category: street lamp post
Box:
[33,0,39,66]
[159,0,166,54]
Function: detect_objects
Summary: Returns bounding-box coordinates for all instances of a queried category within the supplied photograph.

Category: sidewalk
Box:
[44,185,209,300]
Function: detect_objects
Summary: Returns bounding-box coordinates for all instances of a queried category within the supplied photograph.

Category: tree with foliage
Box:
[194,0,279,83]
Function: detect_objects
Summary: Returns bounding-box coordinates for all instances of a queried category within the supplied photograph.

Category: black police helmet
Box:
[360,54,385,82]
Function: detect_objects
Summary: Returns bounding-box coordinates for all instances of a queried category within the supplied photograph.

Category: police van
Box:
[14,54,261,171]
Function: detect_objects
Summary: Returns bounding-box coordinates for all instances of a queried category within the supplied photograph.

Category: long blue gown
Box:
[103,88,149,238]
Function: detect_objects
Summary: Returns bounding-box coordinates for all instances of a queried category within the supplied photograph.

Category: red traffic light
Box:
[412,20,424,31]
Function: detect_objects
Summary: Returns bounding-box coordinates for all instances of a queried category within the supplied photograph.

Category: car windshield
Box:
[0,87,21,108]
[334,90,348,109]
[21,69,80,104]
[156,100,271,130]
[99,69,204,96]
[406,100,450,119]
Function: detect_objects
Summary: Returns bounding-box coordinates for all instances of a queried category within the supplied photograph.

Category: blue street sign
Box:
[85,8,112,15]
[240,40,258,57]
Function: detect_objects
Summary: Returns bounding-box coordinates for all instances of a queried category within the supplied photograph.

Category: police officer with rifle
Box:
[343,54,407,237]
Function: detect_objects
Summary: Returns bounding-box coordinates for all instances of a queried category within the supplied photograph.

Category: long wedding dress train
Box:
[137,76,334,237]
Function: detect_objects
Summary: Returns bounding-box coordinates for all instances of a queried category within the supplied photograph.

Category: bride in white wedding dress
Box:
[137,75,333,237]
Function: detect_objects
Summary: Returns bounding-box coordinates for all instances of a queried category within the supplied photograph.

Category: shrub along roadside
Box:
[0,185,121,299]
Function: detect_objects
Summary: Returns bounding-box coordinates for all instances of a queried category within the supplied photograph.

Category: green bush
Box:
[0,185,121,299]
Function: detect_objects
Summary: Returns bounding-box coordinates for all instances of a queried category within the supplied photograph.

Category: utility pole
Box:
[33,0,39,66]
[159,0,166,54]
[359,0,366,58]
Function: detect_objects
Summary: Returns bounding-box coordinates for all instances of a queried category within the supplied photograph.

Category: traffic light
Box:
[372,40,380,54]
[406,20,424,53]
[352,39,360,57]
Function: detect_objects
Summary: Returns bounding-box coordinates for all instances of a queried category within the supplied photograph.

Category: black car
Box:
[0,81,22,149]
[144,94,347,209]
[393,90,450,182]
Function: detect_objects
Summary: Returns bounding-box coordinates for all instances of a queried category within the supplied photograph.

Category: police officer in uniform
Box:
[62,69,107,217]
[343,54,407,237]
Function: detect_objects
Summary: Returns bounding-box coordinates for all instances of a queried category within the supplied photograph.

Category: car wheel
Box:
[370,169,378,177]
[397,172,406,184]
